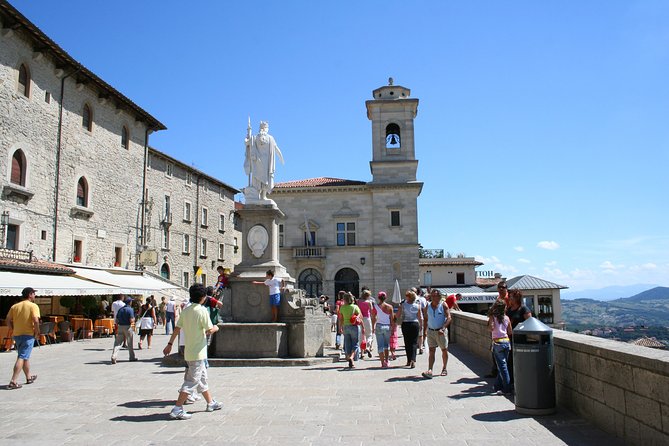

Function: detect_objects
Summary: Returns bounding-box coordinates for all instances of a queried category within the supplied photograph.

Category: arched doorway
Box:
[298,268,322,298]
[160,263,170,280]
[334,268,359,298]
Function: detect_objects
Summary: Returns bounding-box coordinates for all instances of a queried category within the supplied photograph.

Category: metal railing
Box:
[0,248,33,262]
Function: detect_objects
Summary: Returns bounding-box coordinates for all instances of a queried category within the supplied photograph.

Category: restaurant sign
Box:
[457,293,498,303]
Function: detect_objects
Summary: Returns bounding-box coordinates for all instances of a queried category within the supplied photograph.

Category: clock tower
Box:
[366,78,419,184]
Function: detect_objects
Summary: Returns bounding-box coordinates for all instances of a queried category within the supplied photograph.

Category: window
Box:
[76,177,88,207]
[160,263,170,280]
[121,126,129,149]
[10,150,26,186]
[114,246,123,267]
[279,224,284,248]
[385,123,401,149]
[182,271,190,287]
[82,104,92,132]
[186,172,192,186]
[390,210,401,227]
[45,91,51,103]
[304,231,316,246]
[164,195,171,220]
[456,272,465,285]
[201,207,208,227]
[201,273,207,286]
[162,226,170,250]
[6,224,19,250]
[18,64,30,97]
[218,243,225,260]
[234,237,238,254]
[166,162,173,177]
[182,234,190,254]
[200,238,207,258]
[220,187,225,200]
[183,201,192,222]
[336,222,356,246]
[73,239,83,263]
[538,296,554,324]
[298,268,323,298]
[219,214,225,232]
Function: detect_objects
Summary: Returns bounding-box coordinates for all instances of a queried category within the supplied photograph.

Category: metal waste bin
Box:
[512,317,556,415]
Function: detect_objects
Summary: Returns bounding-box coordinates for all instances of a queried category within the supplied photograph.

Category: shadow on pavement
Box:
[110,413,170,422]
[152,370,183,375]
[118,399,173,409]
[385,376,424,382]
[83,348,107,351]
[472,409,525,422]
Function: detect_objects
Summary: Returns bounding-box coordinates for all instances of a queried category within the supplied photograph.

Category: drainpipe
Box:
[138,127,153,269]
[52,69,80,262]
[194,175,200,272]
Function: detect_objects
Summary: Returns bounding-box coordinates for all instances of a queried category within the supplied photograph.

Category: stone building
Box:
[0,1,240,291]
[269,81,423,298]
[144,149,240,287]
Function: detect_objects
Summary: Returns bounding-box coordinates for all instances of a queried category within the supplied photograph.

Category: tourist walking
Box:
[334,291,345,349]
[163,284,222,420]
[111,298,137,364]
[6,287,40,389]
[389,315,399,361]
[396,290,423,368]
[338,292,362,369]
[357,290,374,358]
[371,291,394,367]
[485,281,509,378]
[252,269,285,322]
[421,290,451,378]
[505,289,531,382]
[414,287,428,354]
[488,300,513,395]
[138,300,157,350]
[158,296,167,327]
[165,297,177,335]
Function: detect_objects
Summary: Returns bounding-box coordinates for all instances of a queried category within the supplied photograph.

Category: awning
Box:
[0,271,120,296]
[71,267,181,295]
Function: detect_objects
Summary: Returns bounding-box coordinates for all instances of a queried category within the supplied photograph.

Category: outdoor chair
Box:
[57,321,72,342]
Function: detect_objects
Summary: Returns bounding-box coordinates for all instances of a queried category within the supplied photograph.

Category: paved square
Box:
[0,333,622,445]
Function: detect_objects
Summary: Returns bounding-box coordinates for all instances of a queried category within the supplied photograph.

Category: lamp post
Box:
[0,211,9,249]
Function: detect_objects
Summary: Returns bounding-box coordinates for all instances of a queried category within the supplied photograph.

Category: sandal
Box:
[26,375,37,384]
[440,369,448,376]
[422,371,433,379]
[7,382,22,390]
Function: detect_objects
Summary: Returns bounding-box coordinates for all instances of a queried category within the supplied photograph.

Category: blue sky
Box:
[12,1,669,292]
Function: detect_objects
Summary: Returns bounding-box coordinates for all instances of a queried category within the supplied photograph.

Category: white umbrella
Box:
[392,279,402,304]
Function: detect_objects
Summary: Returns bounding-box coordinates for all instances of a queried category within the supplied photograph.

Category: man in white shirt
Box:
[111,294,128,347]
[165,297,177,335]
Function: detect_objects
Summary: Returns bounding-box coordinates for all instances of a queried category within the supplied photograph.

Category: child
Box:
[252,270,285,322]
[389,314,399,360]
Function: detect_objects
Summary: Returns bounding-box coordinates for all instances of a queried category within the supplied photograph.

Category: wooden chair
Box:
[0,326,14,351]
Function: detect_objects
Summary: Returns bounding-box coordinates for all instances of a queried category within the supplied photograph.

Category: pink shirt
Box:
[491,316,510,339]
[357,300,372,318]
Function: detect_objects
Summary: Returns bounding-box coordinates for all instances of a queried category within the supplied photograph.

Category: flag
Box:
[195,267,203,277]
[303,211,311,246]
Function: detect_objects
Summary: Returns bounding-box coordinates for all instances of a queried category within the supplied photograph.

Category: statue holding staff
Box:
[243,120,284,204]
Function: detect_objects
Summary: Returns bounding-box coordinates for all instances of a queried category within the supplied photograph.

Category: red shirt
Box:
[445,294,457,309]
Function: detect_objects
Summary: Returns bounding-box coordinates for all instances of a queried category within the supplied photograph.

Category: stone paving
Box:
[0,332,623,446]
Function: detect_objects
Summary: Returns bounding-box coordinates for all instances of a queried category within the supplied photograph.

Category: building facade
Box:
[0,2,239,289]
[270,81,423,298]
[144,149,240,288]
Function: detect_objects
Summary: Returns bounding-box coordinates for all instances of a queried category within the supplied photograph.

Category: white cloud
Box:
[514,246,524,252]
[546,261,557,267]
[537,241,560,250]
[518,258,531,264]
[630,263,657,272]
[600,260,625,270]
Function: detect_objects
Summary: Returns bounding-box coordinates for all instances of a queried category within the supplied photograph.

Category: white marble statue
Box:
[243,120,284,204]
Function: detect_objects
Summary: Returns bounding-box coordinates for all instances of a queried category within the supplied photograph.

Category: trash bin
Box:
[512,317,556,415]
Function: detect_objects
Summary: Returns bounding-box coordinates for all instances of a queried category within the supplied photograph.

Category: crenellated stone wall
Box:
[450,311,669,445]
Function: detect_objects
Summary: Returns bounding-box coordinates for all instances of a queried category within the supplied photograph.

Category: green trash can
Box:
[512,317,556,415]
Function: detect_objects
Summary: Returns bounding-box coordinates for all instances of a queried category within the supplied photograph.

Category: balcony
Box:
[293,246,325,259]
[160,212,172,227]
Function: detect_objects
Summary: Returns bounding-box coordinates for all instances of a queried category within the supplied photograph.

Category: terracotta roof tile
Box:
[0,258,74,275]
[274,177,367,189]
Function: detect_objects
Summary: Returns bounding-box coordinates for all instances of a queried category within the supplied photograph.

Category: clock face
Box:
[386,133,400,148]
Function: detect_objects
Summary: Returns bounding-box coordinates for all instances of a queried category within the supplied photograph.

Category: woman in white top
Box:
[371,291,394,368]
[396,290,423,368]
[138,301,157,349]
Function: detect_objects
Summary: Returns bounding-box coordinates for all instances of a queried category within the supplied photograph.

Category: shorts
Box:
[14,335,35,360]
[426,328,448,350]
[269,293,281,307]
[138,329,154,336]
[179,360,209,395]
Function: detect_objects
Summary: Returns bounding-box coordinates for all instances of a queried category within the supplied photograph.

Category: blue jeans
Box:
[493,341,512,393]
[343,325,360,358]
[165,311,175,335]
[375,324,391,352]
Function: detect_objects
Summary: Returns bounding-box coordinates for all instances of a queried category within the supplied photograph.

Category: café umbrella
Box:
[392,279,402,304]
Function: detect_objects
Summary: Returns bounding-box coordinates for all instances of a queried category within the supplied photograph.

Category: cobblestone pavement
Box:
[0,332,622,446]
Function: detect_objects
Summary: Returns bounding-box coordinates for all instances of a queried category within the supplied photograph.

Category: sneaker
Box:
[366,350,372,358]
[170,407,192,420]
[206,400,223,412]
[186,393,201,404]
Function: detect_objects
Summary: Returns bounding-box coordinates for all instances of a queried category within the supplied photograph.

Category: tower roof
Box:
[372,77,411,100]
